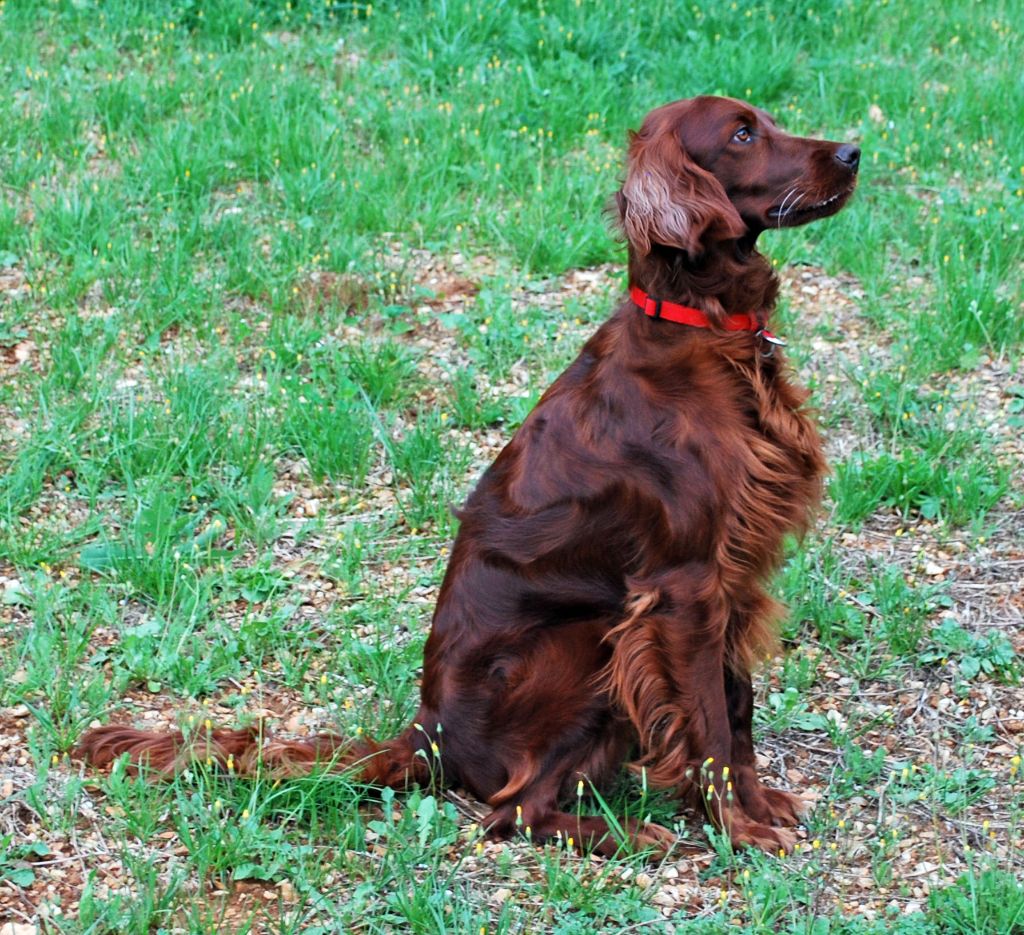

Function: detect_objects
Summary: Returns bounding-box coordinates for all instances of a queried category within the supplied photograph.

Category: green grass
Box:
[1,0,1022,931]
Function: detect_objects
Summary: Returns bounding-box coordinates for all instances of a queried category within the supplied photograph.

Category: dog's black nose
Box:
[835,144,860,171]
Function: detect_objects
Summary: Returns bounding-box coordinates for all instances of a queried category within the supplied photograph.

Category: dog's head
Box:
[617,95,859,257]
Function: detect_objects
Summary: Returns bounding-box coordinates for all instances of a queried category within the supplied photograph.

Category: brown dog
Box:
[77,96,859,856]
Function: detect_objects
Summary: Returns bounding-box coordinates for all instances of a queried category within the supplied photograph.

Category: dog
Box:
[77,96,859,856]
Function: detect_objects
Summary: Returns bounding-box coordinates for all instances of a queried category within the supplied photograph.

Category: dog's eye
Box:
[732,127,754,144]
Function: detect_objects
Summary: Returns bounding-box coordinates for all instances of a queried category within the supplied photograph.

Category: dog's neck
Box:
[626,239,779,323]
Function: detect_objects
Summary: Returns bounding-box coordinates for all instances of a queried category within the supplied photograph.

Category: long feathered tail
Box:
[74,722,433,788]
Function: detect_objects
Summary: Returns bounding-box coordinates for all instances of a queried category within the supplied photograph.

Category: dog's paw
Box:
[757,786,805,827]
[734,766,804,827]
[727,817,798,854]
[627,819,678,859]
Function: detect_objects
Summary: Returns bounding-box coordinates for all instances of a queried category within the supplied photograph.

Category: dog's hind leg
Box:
[475,713,675,858]
[482,777,675,859]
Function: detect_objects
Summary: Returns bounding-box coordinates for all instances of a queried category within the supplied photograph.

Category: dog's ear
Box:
[617,129,745,257]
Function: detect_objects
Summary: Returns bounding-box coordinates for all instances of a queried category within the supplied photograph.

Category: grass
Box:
[0,0,1022,931]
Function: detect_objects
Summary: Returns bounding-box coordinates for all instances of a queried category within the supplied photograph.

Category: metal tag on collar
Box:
[756,329,786,358]
[757,329,787,347]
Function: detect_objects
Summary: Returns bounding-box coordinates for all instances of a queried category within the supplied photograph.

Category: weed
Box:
[918,618,1019,683]
[927,865,1024,933]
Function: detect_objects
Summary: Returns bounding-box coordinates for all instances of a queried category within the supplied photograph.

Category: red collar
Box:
[630,285,785,346]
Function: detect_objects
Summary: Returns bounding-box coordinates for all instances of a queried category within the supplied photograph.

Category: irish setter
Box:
[77,96,859,856]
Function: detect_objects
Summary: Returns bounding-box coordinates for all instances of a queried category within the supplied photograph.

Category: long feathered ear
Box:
[617,129,745,257]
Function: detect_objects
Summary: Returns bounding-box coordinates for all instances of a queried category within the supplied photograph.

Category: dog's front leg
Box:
[605,566,797,852]
[724,666,805,830]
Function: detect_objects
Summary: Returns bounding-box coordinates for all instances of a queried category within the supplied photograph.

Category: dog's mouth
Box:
[767,184,856,226]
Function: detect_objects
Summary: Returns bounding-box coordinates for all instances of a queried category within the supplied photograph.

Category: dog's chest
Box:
[709,370,824,584]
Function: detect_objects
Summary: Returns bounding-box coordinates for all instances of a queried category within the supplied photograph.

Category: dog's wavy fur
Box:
[77,96,859,856]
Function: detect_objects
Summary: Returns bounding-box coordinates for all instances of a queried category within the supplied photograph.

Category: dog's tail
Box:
[74,721,433,788]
